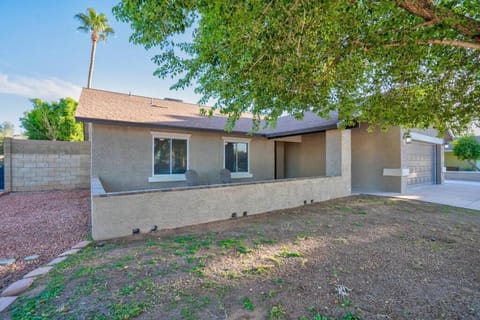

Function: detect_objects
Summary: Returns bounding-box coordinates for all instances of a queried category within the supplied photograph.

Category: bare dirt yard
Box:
[6,195,480,320]
[0,190,90,291]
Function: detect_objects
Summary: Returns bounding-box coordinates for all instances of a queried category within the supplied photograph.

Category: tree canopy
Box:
[453,135,480,171]
[20,98,84,141]
[113,0,480,134]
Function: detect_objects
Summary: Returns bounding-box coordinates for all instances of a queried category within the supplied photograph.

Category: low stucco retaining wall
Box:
[445,171,480,182]
[91,176,351,240]
[3,138,90,192]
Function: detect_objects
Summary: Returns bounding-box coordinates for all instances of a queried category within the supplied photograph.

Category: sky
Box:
[0,1,201,134]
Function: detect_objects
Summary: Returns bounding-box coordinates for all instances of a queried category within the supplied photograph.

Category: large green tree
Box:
[113,0,480,133]
[453,135,480,171]
[20,98,84,141]
[75,8,115,88]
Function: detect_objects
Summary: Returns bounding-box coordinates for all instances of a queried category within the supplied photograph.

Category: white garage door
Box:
[407,142,436,186]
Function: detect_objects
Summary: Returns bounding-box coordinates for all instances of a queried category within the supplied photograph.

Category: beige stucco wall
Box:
[445,171,480,181]
[91,129,351,240]
[91,123,275,192]
[284,132,326,178]
[3,138,90,192]
[351,126,403,192]
[445,152,479,171]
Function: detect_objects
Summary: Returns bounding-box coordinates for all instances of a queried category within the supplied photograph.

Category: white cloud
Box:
[0,73,82,101]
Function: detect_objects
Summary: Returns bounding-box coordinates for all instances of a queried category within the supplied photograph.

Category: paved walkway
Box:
[361,180,480,211]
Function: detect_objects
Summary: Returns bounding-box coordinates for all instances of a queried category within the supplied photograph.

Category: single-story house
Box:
[76,88,445,240]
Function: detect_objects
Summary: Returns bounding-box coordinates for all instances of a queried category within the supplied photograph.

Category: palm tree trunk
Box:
[87,39,97,88]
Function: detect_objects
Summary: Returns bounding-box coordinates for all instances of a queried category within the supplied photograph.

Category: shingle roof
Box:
[76,88,339,138]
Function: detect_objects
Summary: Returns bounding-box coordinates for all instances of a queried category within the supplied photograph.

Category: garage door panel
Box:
[407,142,435,186]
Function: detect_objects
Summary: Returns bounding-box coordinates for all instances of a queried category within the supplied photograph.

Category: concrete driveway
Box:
[363,180,480,211]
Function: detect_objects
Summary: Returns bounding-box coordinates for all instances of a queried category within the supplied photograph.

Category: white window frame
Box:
[222,137,253,179]
[149,132,191,182]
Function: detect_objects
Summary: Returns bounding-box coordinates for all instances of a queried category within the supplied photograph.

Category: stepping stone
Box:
[0,258,16,266]
[0,296,17,312]
[23,266,53,279]
[1,278,34,297]
[72,240,91,249]
[47,257,67,266]
[59,249,80,257]
[24,255,40,262]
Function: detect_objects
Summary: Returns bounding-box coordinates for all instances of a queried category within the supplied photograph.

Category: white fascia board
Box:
[222,136,251,143]
[151,132,191,139]
[272,135,302,143]
[410,132,443,145]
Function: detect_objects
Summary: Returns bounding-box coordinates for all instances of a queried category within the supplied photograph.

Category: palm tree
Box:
[75,8,114,88]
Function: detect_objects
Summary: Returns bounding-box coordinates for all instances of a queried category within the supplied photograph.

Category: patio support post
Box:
[325,129,351,180]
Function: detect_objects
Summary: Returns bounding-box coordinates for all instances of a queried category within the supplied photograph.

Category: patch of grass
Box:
[276,248,304,258]
[169,234,214,256]
[296,232,310,240]
[222,271,241,279]
[262,290,278,299]
[253,238,278,247]
[242,265,274,275]
[267,256,281,265]
[218,238,254,254]
[269,304,286,319]
[332,205,367,215]
[12,271,66,319]
[242,297,255,311]
[300,312,362,320]
[110,301,149,319]
[178,294,212,320]
[119,284,135,296]
[71,265,99,278]
[272,278,284,285]
[340,299,352,308]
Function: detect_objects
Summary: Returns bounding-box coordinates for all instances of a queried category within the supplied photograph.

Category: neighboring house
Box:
[76,88,445,239]
[444,136,480,171]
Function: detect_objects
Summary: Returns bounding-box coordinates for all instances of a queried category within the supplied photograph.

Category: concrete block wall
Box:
[3,138,90,192]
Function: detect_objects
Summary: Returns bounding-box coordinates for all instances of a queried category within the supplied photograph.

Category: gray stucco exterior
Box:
[91,123,331,192]
[351,125,445,193]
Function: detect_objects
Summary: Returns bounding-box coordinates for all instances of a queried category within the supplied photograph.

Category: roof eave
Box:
[75,117,264,137]
[265,123,340,139]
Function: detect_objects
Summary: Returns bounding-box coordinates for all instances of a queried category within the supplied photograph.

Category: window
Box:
[149,132,190,182]
[223,137,252,178]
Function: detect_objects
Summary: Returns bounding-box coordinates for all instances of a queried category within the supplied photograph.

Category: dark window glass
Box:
[237,143,248,172]
[172,139,187,174]
[225,142,248,173]
[154,138,187,175]
[225,142,235,172]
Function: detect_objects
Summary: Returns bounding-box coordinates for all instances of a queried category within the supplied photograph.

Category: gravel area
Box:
[0,190,90,291]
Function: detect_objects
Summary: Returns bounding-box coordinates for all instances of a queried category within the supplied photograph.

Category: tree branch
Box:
[385,39,480,50]
[395,0,480,43]
[353,39,480,51]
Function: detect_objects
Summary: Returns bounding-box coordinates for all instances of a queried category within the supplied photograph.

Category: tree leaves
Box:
[20,98,84,141]
[452,135,480,170]
[113,0,480,134]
